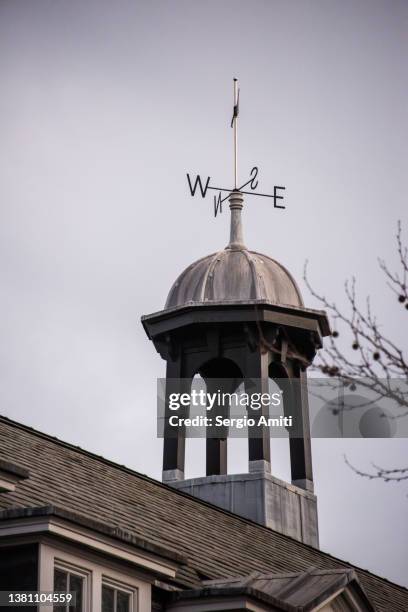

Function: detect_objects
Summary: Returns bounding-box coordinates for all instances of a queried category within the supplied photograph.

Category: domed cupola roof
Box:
[165,191,303,309]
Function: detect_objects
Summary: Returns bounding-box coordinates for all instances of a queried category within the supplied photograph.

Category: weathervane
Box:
[186,78,286,217]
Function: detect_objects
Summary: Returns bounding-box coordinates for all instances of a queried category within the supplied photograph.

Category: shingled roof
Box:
[0,415,407,611]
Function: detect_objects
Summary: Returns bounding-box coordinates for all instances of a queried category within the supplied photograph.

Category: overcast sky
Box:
[1,0,407,588]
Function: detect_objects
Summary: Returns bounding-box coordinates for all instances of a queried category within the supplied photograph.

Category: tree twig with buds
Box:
[304,223,408,482]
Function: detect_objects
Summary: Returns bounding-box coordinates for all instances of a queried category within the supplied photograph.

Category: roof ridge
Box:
[0,413,407,595]
[200,249,226,302]
[273,566,318,599]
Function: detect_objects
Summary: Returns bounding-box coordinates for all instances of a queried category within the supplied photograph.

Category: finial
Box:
[227,190,245,250]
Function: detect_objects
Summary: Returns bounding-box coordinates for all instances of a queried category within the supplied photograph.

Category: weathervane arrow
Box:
[230,79,239,128]
[186,78,286,217]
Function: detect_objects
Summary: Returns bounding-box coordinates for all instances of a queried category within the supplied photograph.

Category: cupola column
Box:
[162,359,187,482]
[289,369,314,490]
[245,345,271,473]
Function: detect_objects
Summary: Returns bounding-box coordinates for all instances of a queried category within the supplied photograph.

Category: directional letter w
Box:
[186,173,211,198]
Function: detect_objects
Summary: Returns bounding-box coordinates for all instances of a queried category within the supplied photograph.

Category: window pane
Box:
[69,574,84,612]
[54,568,68,590]
[102,585,114,612]
[117,591,130,612]
[54,569,68,612]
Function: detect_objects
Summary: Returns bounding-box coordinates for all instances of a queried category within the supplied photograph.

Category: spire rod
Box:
[228,79,244,250]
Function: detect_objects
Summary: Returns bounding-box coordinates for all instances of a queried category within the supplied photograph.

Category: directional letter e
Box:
[273,186,286,209]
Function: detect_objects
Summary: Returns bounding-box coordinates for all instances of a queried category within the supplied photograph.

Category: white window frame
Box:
[53,559,91,611]
[101,576,138,612]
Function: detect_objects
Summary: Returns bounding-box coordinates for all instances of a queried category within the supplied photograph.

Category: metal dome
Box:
[165,249,303,308]
[165,191,303,309]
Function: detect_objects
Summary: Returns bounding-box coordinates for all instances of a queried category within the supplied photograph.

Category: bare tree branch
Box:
[305,223,408,482]
[344,455,408,482]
